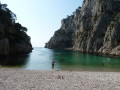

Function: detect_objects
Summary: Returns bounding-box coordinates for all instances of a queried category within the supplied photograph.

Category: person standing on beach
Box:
[52,60,54,69]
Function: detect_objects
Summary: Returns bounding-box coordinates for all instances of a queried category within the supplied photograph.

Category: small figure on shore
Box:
[52,60,54,69]
[101,62,104,66]
[52,60,54,66]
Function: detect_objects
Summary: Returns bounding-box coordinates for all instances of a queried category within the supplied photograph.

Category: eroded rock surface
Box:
[45,8,81,49]
[46,0,120,56]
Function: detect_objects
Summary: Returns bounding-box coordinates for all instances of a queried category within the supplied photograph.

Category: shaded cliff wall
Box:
[0,3,32,56]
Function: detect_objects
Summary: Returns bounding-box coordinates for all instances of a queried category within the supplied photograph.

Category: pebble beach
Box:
[0,68,120,90]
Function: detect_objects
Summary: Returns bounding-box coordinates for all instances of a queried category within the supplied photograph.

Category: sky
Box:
[0,0,83,47]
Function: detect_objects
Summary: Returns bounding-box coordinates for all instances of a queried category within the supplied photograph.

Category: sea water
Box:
[0,47,120,72]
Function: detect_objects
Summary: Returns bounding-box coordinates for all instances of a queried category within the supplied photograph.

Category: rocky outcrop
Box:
[46,0,120,56]
[0,22,32,56]
[0,3,32,56]
[10,42,32,54]
[45,7,81,49]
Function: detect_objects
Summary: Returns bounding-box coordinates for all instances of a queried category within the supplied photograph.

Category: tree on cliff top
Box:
[0,3,30,44]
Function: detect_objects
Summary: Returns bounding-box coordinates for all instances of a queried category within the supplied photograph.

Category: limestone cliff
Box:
[73,0,120,54]
[45,0,120,56]
[45,7,81,49]
[0,3,32,56]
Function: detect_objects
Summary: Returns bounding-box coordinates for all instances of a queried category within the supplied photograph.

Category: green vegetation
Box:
[0,3,30,44]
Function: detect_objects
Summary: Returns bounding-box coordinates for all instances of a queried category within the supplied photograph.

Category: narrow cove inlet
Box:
[1,0,120,89]
[1,47,120,72]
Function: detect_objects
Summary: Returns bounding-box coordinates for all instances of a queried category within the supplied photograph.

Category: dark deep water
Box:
[1,47,120,71]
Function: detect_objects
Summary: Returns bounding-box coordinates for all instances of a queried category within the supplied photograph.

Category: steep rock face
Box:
[99,11,120,55]
[45,8,81,49]
[74,0,120,55]
[74,0,119,52]
[46,0,120,56]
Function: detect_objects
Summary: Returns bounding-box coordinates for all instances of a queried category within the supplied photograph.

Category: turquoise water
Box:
[0,47,120,71]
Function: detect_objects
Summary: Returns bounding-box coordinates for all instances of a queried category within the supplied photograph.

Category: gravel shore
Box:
[0,68,120,90]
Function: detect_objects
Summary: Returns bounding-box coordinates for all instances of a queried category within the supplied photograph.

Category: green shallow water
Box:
[0,47,120,72]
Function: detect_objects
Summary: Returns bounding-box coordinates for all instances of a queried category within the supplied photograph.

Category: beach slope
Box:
[0,68,120,90]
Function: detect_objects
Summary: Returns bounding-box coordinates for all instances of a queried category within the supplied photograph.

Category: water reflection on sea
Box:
[0,47,120,72]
